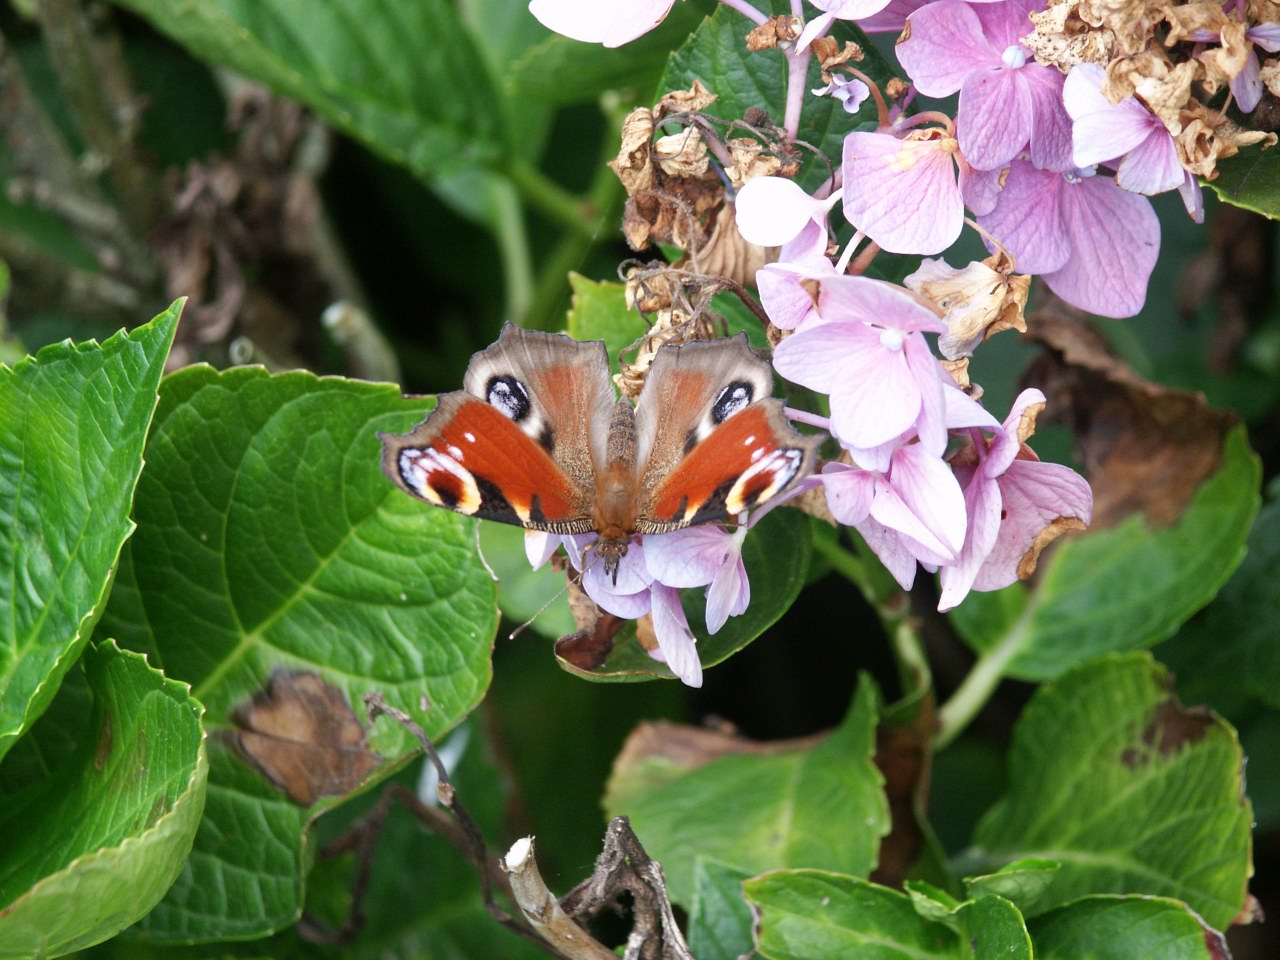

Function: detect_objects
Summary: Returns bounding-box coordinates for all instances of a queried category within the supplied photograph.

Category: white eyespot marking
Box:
[712,381,754,424]
[742,434,757,446]
[726,448,804,514]
[750,447,765,462]
[447,444,464,461]
[464,431,476,443]
[487,375,532,421]
[398,447,482,514]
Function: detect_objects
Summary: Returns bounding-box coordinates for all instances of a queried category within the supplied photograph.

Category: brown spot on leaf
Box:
[1120,695,1213,768]
[231,671,382,806]
[1022,296,1238,528]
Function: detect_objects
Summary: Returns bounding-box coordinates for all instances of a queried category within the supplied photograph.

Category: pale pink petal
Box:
[977,161,1071,274]
[797,11,838,51]
[958,65,1034,170]
[812,0,896,17]
[589,585,653,619]
[1115,128,1184,195]
[889,442,967,556]
[972,458,1092,591]
[524,530,560,569]
[529,0,676,47]
[972,0,1041,48]
[643,526,730,588]
[582,536,653,597]
[650,583,703,687]
[758,266,819,331]
[897,0,996,96]
[943,383,1001,430]
[986,387,1045,476]
[735,177,837,247]
[827,338,923,449]
[818,275,947,333]
[1179,171,1205,224]
[1064,64,1157,169]
[843,132,965,254]
[1251,24,1280,52]
[772,320,869,392]
[959,162,1001,216]
[904,337,948,456]
[821,462,877,525]
[854,515,920,589]
[844,433,904,474]
[705,556,749,634]
[859,0,930,33]
[937,470,1002,610]
[1022,65,1074,171]
[868,484,955,565]
[1043,173,1159,318]
[1232,50,1263,114]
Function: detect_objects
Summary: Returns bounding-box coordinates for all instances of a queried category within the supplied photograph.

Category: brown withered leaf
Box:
[745,14,801,51]
[231,671,383,806]
[1021,296,1238,528]
[554,564,627,672]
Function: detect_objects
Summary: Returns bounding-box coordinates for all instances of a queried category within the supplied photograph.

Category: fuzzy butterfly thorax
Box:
[379,324,819,580]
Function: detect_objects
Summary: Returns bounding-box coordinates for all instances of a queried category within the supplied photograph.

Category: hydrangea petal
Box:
[735,176,834,247]
[889,442,967,556]
[971,0,1041,50]
[869,484,955,564]
[904,337,948,456]
[855,515,919,589]
[937,470,1002,610]
[1115,128,1184,195]
[897,0,996,96]
[986,387,1046,476]
[818,275,947,333]
[812,0,896,17]
[842,132,964,254]
[1064,63,1155,168]
[943,383,1001,430]
[1022,65,1074,171]
[524,530,560,569]
[581,536,653,596]
[529,0,676,47]
[958,65,1034,172]
[821,462,876,525]
[1044,173,1159,318]
[772,320,869,392]
[977,161,1070,274]
[827,338,924,449]
[1231,52,1262,114]
[643,526,729,587]
[650,583,703,687]
[705,556,750,634]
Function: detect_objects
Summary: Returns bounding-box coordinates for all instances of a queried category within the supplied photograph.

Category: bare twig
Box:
[502,837,619,960]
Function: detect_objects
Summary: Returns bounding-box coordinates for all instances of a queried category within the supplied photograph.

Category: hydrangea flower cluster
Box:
[521,0,1270,685]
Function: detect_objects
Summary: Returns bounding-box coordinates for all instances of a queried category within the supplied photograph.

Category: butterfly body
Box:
[380,324,818,577]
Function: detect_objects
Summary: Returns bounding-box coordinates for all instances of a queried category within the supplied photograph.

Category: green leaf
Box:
[0,302,179,761]
[609,674,887,904]
[563,273,650,373]
[557,506,812,682]
[98,367,498,940]
[110,0,505,181]
[966,653,1252,930]
[661,2,895,192]
[1158,482,1280,715]
[689,858,755,960]
[963,858,1061,916]
[1031,895,1231,960]
[1205,144,1280,219]
[747,870,1031,960]
[507,0,714,105]
[950,426,1260,680]
[0,639,207,958]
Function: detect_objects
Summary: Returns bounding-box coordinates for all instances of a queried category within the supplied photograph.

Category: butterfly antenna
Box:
[508,578,572,640]
[473,522,499,583]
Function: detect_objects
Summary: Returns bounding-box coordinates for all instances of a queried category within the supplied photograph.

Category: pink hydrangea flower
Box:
[841,129,965,254]
[976,160,1159,318]
[896,0,1073,171]
[645,525,750,634]
[735,176,842,248]
[528,0,677,47]
[1063,63,1182,195]
[773,276,949,462]
[756,221,837,331]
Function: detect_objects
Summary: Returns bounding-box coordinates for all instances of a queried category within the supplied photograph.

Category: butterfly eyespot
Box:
[711,381,754,424]
[486,374,532,421]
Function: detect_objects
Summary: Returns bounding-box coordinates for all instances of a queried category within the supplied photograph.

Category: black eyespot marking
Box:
[487,375,531,421]
[684,428,699,456]
[538,423,555,454]
[712,381,754,424]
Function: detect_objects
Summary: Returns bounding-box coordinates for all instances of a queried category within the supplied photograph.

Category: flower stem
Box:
[718,0,770,25]
[504,158,596,239]
[784,46,812,141]
[934,616,1026,749]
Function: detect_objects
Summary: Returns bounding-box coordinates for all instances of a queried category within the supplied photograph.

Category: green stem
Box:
[504,158,596,239]
[489,178,534,323]
[933,618,1026,750]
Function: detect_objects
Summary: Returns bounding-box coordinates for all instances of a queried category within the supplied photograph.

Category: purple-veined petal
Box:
[772,319,870,392]
[896,0,997,96]
[937,468,1002,610]
[812,0,897,17]
[859,0,930,32]
[958,65,1034,170]
[582,536,653,597]
[888,442,968,556]
[971,0,1041,49]
[843,132,965,254]
[821,462,877,524]
[589,584,653,619]
[1231,50,1263,114]
[977,160,1071,274]
[1064,63,1158,169]
[705,554,750,634]
[827,333,924,449]
[972,457,1092,591]
[524,530,560,569]
[904,335,949,456]
[1022,65,1074,171]
[868,483,955,565]
[529,0,677,47]
[644,526,731,588]
[758,265,820,330]
[854,514,920,589]
[1178,171,1205,224]
[1115,127,1184,195]
[1043,172,1159,318]
[735,176,837,247]
[1251,24,1280,53]
[650,583,703,687]
[959,161,1002,215]
[818,275,947,333]
[943,382,1001,430]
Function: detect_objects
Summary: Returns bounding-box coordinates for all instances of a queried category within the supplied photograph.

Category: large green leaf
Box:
[1159,481,1280,715]
[0,639,207,958]
[965,653,1252,930]
[0,303,179,761]
[1031,895,1231,960]
[97,367,498,940]
[1205,144,1280,219]
[109,0,505,181]
[688,858,755,960]
[607,674,887,904]
[746,870,1031,960]
[661,1,894,193]
[950,426,1260,680]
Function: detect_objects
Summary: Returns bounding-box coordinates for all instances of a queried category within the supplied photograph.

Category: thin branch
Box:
[503,838,619,960]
